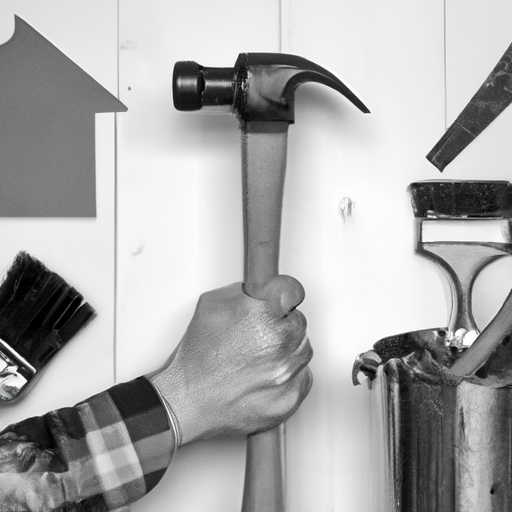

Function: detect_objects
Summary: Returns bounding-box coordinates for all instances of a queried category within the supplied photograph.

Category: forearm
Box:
[0,377,175,511]
[0,277,312,510]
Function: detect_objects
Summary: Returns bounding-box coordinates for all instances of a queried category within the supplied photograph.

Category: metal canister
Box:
[368,349,512,511]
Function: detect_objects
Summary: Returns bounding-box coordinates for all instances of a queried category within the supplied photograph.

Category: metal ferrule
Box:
[0,338,35,401]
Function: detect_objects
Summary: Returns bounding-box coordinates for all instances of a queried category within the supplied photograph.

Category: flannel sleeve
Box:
[0,376,175,511]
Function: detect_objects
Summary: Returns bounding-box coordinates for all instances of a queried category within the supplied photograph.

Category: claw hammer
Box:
[173,53,369,512]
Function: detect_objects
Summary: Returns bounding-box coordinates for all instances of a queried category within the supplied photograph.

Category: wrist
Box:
[147,372,183,450]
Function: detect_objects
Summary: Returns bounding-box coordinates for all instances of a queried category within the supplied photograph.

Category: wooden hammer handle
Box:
[241,121,289,512]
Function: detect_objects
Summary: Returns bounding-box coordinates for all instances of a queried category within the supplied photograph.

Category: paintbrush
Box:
[0,251,96,403]
[409,180,512,376]
[353,180,512,383]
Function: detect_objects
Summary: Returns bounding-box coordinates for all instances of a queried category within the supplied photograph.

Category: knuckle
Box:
[303,338,314,362]
[269,337,313,386]
[195,291,211,310]
[289,334,313,363]
[280,366,313,404]
[279,311,307,348]
[282,308,306,331]
[292,309,307,333]
[272,362,293,386]
[302,366,313,394]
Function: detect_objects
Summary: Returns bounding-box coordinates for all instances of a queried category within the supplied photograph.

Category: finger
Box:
[278,308,308,352]
[275,334,313,385]
[255,366,314,432]
[259,275,305,318]
[298,366,313,398]
[279,366,314,422]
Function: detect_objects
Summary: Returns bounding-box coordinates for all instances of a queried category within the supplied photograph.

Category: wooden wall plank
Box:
[117,2,281,511]
[286,1,445,510]
[0,2,117,429]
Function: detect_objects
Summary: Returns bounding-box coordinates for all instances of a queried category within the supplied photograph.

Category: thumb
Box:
[259,275,305,318]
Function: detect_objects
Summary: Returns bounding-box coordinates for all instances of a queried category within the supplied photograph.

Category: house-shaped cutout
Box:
[0,16,127,217]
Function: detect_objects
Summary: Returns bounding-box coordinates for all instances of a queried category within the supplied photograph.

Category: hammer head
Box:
[173,53,369,123]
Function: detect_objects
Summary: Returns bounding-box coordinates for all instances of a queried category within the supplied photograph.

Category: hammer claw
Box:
[235,53,370,121]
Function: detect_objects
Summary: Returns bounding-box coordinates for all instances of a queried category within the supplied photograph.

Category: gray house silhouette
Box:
[0,16,127,217]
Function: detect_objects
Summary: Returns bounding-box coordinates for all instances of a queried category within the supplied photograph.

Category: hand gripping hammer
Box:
[173,53,369,512]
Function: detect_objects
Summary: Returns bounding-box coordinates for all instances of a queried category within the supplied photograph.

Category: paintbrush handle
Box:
[241,121,289,512]
[451,288,512,377]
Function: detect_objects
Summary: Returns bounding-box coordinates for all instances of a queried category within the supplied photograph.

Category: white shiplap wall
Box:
[1,1,512,511]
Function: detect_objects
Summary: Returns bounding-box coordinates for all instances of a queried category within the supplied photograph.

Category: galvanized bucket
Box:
[356,179,512,511]
[368,348,512,512]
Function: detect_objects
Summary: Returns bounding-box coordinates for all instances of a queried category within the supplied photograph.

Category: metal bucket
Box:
[369,349,512,512]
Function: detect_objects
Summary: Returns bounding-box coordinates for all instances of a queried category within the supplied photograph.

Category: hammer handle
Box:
[241,121,289,512]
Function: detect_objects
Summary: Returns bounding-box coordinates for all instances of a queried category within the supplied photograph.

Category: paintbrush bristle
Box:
[408,180,512,219]
[0,251,96,369]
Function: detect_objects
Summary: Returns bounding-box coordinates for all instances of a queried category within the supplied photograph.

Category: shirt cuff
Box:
[148,379,182,451]
[73,376,176,508]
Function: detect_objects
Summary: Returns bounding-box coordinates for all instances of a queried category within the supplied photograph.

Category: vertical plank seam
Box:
[279,0,290,53]
[113,0,120,384]
[444,0,448,131]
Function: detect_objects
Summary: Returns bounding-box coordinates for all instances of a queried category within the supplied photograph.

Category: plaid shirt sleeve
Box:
[0,376,175,511]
